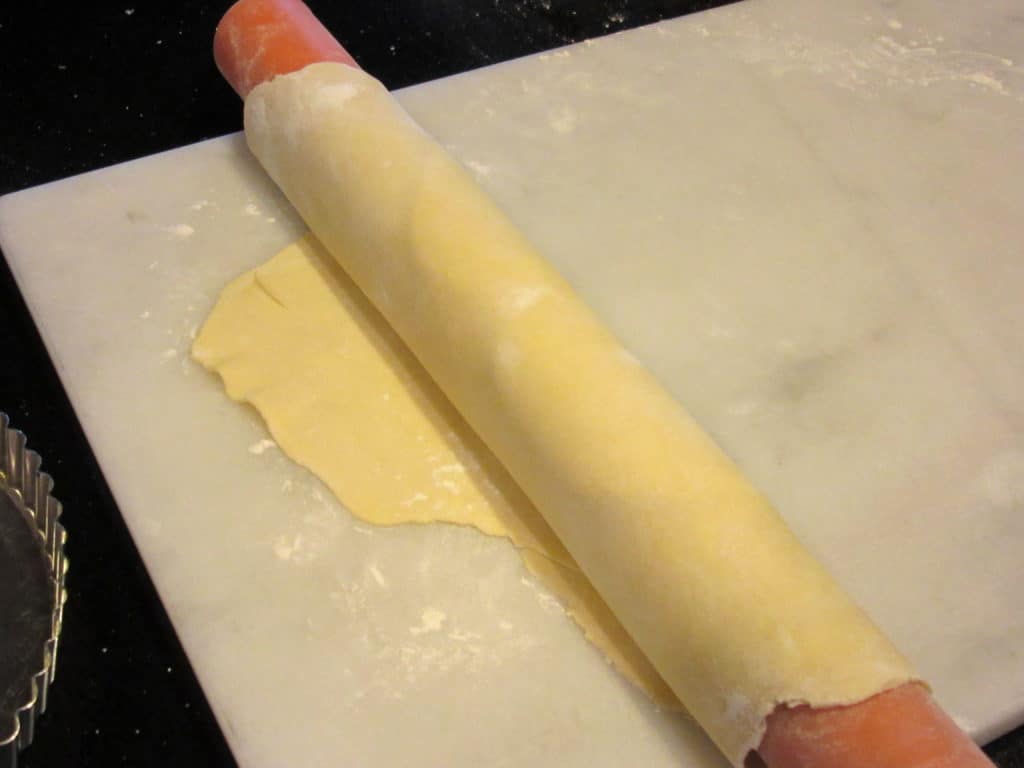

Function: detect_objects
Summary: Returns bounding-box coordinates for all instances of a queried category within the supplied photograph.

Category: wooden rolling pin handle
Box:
[755,682,994,768]
[214,0,358,98]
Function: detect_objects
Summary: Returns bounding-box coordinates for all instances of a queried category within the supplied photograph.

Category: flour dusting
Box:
[273,534,298,561]
[367,563,388,588]
[163,223,194,237]
[953,715,977,735]
[520,576,566,615]
[409,608,447,636]
[697,11,1020,98]
[432,464,466,494]
[273,527,329,565]
[502,284,549,314]
[313,82,362,113]
[464,159,492,177]
[248,438,277,455]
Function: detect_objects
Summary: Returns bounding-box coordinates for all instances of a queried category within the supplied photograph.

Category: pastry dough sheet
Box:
[192,234,678,706]
[225,62,916,764]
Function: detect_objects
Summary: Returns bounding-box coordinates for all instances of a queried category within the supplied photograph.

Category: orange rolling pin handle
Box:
[756,682,995,768]
[211,2,999,767]
[214,0,359,98]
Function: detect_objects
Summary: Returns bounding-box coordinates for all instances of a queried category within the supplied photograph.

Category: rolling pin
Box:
[213,1,995,766]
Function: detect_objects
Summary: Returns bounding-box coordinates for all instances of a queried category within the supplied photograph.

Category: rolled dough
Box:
[202,62,918,764]
[192,233,678,706]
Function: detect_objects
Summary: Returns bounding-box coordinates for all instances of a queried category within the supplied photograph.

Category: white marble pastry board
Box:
[1,0,1022,764]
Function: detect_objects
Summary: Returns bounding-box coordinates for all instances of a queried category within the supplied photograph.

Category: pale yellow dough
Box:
[192,234,677,707]
[200,62,918,765]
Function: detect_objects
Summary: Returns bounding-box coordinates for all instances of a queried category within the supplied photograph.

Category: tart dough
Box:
[192,234,678,707]
[204,62,917,765]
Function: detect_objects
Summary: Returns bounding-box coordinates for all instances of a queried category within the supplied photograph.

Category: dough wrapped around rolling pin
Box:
[241,62,916,765]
